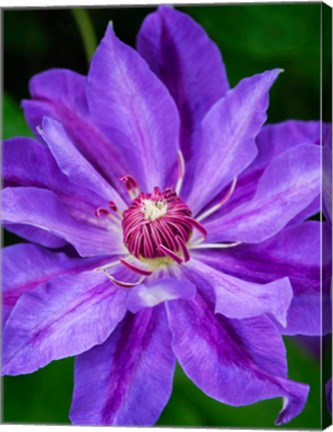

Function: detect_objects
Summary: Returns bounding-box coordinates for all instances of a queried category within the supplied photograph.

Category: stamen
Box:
[184,216,207,238]
[175,150,185,195]
[95,260,120,272]
[119,258,153,276]
[158,244,183,265]
[120,175,139,199]
[122,186,192,259]
[103,271,146,288]
[95,206,121,224]
[108,201,122,218]
[176,236,190,262]
[196,177,237,223]
[191,241,241,250]
[95,207,110,217]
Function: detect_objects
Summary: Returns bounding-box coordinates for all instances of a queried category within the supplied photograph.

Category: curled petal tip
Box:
[275,384,310,425]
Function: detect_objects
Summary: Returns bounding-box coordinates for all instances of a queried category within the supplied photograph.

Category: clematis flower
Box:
[2,6,324,427]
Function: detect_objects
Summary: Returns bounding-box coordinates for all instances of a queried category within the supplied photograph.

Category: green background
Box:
[2,3,331,429]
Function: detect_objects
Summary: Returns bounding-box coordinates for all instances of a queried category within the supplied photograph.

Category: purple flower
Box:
[2,6,323,427]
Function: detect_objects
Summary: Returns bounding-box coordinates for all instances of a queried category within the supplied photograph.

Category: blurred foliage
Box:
[2,94,32,140]
[2,3,330,428]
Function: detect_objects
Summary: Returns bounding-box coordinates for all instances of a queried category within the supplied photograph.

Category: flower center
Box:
[94,168,239,288]
[142,198,168,221]
[122,186,193,260]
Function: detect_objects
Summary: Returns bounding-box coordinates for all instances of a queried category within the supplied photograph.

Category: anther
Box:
[95,207,110,217]
[108,201,122,217]
[120,175,139,199]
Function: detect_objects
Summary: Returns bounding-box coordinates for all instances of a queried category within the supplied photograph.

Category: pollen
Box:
[142,199,168,221]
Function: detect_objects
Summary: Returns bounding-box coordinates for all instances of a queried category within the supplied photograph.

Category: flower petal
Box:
[3,136,70,190]
[87,24,180,192]
[253,120,320,171]
[3,136,75,247]
[70,306,175,426]
[38,117,126,210]
[211,120,320,217]
[2,243,100,325]
[22,69,130,194]
[126,276,196,313]
[206,143,320,243]
[27,68,88,117]
[2,270,127,375]
[166,293,309,425]
[2,135,125,251]
[4,223,67,249]
[323,122,332,222]
[187,69,281,215]
[2,187,125,257]
[137,5,228,162]
[196,221,323,335]
[183,258,292,326]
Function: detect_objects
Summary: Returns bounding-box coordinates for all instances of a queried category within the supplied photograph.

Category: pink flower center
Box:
[122,186,193,259]
[95,168,238,287]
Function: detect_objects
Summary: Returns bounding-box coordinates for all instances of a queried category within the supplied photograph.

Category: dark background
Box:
[2,2,331,428]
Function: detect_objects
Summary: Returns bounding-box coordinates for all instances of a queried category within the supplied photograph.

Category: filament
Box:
[175,150,185,195]
[103,271,146,288]
[196,177,237,222]
[119,257,153,276]
[190,241,241,250]
[158,244,183,265]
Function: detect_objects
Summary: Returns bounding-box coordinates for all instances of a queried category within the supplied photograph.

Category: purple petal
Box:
[2,136,101,207]
[137,5,228,163]
[126,276,196,313]
[205,120,320,220]
[87,24,180,192]
[2,243,100,325]
[3,136,75,247]
[253,120,320,172]
[2,270,127,375]
[2,187,125,257]
[38,117,125,210]
[2,135,125,250]
[27,68,88,116]
[22,69,130,195]
[3,137,70,190]
[5,223,67,248]
[183,258,292,326]
[252,120,320,225]
[206,143,320,243]
[196,221,323,335]
[2,135,125,247]
[323,122,332,222]
[187,69,281,215]
[166,293,309,425]
[70,306,175,426]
